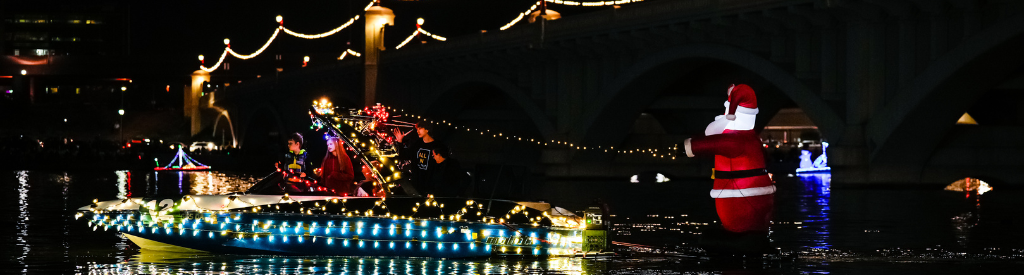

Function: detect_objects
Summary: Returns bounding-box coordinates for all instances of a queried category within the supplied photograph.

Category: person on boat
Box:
[429,145,471,197]
[393,121,445,196]
[275,132,311,191]
[355,160,386,197]
[681,84,775,241]
[318,136,355,196]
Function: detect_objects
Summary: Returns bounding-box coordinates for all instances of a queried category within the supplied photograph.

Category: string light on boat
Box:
[382,105,674,159]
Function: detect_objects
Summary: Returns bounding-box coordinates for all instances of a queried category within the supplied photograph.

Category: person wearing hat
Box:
[393,121,446,196]
[682,84,775,236]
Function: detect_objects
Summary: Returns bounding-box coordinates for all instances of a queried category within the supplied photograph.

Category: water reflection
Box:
[5,170,1024,274]
[16,170,30,270]
[84,250,589,275]
[116,170,129,199]
[187,171,257,195]
[795,173,831,250]
[947,178,986,248]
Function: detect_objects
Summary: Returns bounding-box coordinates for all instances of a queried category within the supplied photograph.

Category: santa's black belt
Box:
[712,168,768,179]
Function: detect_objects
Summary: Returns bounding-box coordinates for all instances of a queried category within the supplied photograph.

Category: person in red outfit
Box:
[682,84,775,234]
[318,137,355,196]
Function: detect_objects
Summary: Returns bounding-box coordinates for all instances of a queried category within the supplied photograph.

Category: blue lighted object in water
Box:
[797,142,830,173]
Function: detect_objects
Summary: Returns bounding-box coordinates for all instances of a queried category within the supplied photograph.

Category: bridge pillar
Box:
[364,5,394,107]
[188,70,210,136]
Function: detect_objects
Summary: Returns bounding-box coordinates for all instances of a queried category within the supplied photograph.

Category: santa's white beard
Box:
[704,113,757,136]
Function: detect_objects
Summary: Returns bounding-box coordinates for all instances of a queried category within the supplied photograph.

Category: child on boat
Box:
[318,136,355,195]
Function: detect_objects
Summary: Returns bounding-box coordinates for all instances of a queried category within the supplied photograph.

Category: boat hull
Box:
[82,197,587,258]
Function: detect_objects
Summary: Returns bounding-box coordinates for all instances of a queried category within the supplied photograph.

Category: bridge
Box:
[194,0,1024,185]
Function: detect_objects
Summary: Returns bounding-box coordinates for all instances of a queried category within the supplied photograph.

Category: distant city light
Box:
[118,109,124,116]
[224,38,231,45]
[121,86,126,91]
[21,70,27,75]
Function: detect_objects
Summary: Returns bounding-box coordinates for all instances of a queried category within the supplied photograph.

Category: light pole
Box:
[120,86,126,143]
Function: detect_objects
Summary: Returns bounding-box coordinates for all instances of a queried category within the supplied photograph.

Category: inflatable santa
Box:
[682,84,774,234]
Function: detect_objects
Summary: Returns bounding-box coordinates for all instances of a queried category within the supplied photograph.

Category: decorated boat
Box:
[154,146,211,171]
[78,101,603,257]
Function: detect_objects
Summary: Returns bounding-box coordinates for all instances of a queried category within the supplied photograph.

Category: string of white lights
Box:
[338,49,363,60]
[198,1,374,72]
[417,28,446,41]
[197,0,647,72]
[547,0,643,6]
[500,1,541,31]
[282,15,360,39]
[382,106,675,159]
[227,28,281,59]
[199,48,229,72]
[395,30,421,50]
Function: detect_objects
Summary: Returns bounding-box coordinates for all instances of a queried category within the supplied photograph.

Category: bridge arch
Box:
[867,14,1024,165]
[238,104,286,151]
[414,72,554,166]
[425,71,555,138]
[578,43,843,147]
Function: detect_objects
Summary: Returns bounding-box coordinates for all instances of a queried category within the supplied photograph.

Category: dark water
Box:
[3,170,1024,274]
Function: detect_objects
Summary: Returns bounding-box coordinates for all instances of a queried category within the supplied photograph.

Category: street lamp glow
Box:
[121,86,126,91]
[276,15,283,23]
[198,55,205,61]
[223,38,231,45]
[118,109,124,116]
[303,56,310,62]
[20,70,27,75]
[417,18,424,25]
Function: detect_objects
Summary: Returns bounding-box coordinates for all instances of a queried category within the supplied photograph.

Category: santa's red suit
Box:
[683,84,774,233]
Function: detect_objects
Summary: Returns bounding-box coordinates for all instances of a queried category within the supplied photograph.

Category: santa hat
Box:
[726,84,757,120]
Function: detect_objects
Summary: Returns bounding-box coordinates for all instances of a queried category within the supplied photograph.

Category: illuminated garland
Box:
[84,218,557,253]
[197,0,649,71]
[83,196,556,227]
[80,194,585,257]
[198,1,374,72]
[500,1,541,31]
[499,1,644,31]
[396,19,447,50]
[383,106,675,159]
[338,49,363,60]
[282,16,361,39]
[546,0,643,6]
